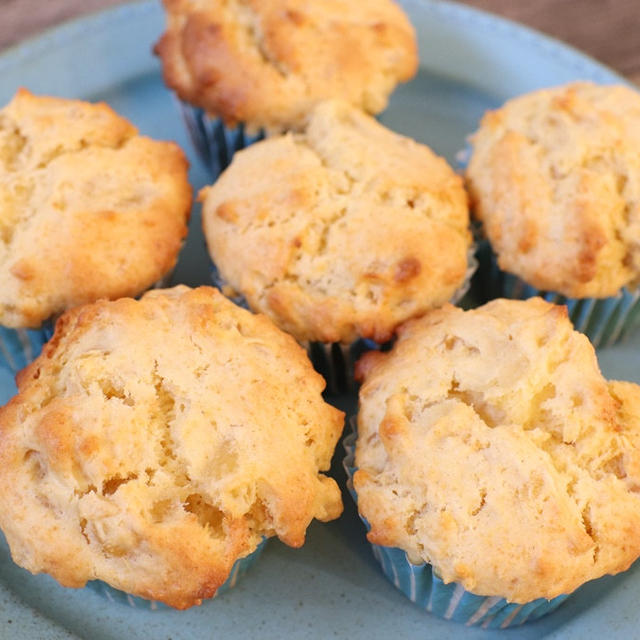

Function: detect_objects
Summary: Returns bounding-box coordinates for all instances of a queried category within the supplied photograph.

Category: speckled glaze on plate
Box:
[0,2,639,638]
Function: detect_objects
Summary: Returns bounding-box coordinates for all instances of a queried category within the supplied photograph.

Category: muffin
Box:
[200,100,473,390]
[154,0,417,176]
[0,89,191,372]
[466,82,640,347]
[348,297,640,627]
[0,286,344,610]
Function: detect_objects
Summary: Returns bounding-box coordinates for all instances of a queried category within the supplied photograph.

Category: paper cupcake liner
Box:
[87,538,268,610]
[342,423,569,628]
[178,101,265,178]
[476,242,640,348]
[305,340,379,395]
[210,249,477,394]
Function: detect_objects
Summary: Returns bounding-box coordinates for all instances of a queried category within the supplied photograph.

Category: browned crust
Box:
[201,100,471,344]
[467,82,640,298]
[353,298,640,602]
[0,286,344,608]
[154,0,418,129]
[0,89,192,327]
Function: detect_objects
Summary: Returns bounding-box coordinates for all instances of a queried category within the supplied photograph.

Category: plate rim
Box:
[0,0,628,86]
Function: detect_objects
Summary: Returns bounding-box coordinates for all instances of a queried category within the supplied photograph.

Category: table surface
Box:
[0,0,639,85]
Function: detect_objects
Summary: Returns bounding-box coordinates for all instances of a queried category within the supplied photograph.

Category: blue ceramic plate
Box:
[0,2,639,638]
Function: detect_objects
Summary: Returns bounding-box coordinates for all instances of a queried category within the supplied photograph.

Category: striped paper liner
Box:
[342,426,569,628]
[178,101,265,178]
[476,242,640,348]
[87,538,268,610]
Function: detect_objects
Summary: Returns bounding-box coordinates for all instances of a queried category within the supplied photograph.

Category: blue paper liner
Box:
[342,425,569,628]
[87,537,268,610]
[209,248,477,394]
[305,340,378,395]
[475,242,640,348]
[178,101,265,179]
[0,322,54,374]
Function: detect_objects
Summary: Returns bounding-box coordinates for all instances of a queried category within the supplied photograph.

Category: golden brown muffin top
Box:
[201,100,471,344]
[155,0,417,130]
[467,82,640,298]
[355,298,640,603]
[0,89,192,328]
[0,286,344,609]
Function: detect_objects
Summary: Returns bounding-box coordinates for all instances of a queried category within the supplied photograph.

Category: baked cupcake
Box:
[347,297,640,628]
[0,89,191,373]
[200,100,474,391]
[466,82,640,347]
[154,0,417,177]
[0,286,344,609]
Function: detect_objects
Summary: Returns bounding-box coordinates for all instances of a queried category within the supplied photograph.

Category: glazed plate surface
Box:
[0,1,639,638]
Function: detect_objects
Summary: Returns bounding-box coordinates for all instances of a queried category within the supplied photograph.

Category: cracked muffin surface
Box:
[154,0,417,130]
[467,82,640,298]
[0,286,344,609]
[354,297,640,603]
[0,89,191,328]
[201,100,471,344]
